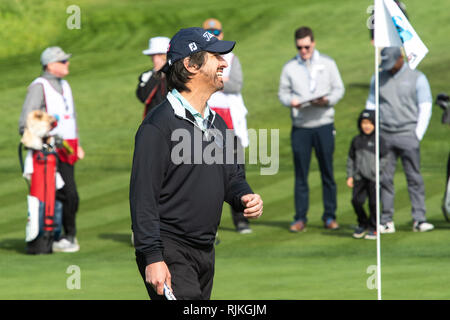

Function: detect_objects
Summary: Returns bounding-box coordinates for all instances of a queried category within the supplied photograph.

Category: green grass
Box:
[1,0,450,300]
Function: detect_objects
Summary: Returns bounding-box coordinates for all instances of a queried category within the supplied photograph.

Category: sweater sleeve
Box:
[278,65,294,107]
[18,83,45,135]
[129,123,170,266]
[136,70,155,104]
[415,73,432,140]
[326,59,345,106]
[224,163,253,212]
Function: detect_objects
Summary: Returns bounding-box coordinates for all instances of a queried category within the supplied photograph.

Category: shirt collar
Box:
[168,89,214,131]
[296,49,319,65]
[171,89,210,120]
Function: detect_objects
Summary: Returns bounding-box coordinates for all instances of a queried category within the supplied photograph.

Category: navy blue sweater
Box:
[130,98,252,265]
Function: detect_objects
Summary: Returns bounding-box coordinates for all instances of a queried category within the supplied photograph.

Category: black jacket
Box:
[136,69,168,117]
[130,98,252,265]
[346,110,388,181]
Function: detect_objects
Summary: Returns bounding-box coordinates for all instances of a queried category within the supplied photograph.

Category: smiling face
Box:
[198,52,228,92]
[360,119,375,135]
[296,36,315,61]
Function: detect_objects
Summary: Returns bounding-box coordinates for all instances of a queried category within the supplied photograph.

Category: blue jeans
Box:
[291,124,337,223]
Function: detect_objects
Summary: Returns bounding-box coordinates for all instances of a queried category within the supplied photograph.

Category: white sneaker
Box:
[413,221,434,232]
[53,238,80,253]
[380,221,396,234]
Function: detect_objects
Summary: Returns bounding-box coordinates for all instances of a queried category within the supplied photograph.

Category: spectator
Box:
[18,46,84,252]
[136,36,170,118]
[202,18,251,234]
[130,27,263,300]
[278,26,345,232]
[346,109,388,240]
[366,47,434,232]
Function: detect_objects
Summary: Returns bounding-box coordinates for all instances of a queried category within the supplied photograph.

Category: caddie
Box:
[19,46,85,252]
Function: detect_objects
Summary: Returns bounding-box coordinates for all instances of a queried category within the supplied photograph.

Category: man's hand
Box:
[241,194,263,219]
[290,98,302,109]
[77,146,85,160]
[145,261,172,296]
[346,177,354,188]
[312,97,329,106]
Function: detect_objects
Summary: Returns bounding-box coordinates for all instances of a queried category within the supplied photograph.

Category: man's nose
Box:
[218,55,228,68]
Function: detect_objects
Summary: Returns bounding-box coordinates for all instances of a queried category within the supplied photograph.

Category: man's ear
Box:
[183,57,200,74]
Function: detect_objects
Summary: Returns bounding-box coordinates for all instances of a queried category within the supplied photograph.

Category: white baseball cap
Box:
[142,36,170,55]
[40,46,72,66]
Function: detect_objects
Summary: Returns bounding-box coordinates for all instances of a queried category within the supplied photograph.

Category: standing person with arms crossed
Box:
[202,18,252,234]
[136,36,170,119]
[18,46,85,252]
[130,27,263,300]
[366,47,434,233]
[278,26,345,232]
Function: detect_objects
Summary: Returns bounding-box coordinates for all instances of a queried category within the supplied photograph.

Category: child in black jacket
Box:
[346,109,387,239]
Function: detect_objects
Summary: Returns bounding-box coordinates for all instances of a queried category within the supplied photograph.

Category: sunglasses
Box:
[207,29,222,36]
[58,60,69,64]
[296,45,311,50]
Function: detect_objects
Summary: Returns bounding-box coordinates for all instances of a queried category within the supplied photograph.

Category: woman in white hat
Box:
[136,36,170,118]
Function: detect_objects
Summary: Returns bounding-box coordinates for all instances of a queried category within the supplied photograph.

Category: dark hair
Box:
[166,51,208,92]
[295,26,314,41]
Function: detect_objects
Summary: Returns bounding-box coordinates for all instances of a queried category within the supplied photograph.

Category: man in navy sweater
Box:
[130,27,263,300]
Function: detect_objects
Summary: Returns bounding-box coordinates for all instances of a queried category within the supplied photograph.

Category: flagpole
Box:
[374,44,382,301]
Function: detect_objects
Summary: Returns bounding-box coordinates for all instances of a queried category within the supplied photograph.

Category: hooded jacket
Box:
[346,110,388,181]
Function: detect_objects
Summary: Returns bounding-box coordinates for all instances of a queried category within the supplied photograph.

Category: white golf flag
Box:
[374,0,428,69]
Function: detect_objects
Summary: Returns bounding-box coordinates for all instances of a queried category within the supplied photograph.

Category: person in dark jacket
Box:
[136,36,170,119]
[130,27,263,300]
[346,109,387,240]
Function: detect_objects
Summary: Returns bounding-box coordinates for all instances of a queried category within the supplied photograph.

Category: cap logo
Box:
[203,31,214,42]
[188,42,198,52]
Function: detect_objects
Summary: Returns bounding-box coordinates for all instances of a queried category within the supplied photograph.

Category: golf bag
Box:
[22,146,63,254]
[436,93,450,125]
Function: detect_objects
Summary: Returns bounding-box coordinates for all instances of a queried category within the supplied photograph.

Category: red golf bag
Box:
[25,148,62,254]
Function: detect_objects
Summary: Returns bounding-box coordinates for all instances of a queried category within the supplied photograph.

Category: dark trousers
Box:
[56,161,79,239]
[136,237,215,300]
[291,124,337,223]
[352,178,376,231]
